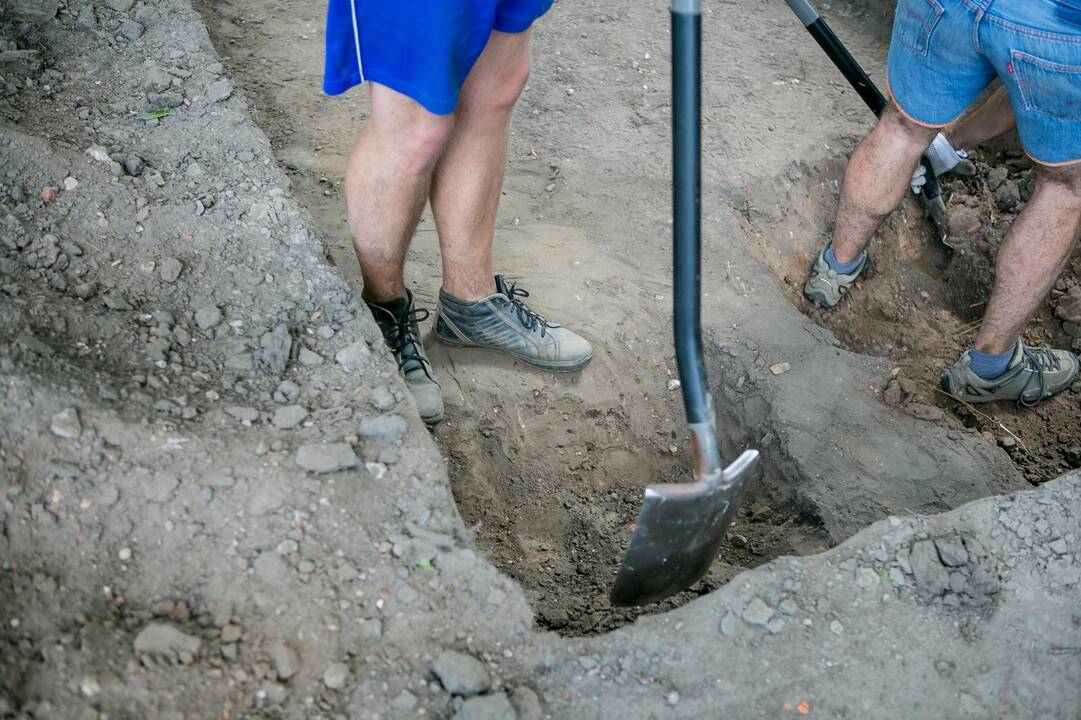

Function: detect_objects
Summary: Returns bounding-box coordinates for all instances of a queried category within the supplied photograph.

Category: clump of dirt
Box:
[748,141,1081,486]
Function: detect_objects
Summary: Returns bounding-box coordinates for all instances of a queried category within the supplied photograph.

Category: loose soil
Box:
[193,0,830,635]
[746,137,1081,487]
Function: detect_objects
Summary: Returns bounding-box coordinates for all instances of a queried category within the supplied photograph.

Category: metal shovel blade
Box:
[610,448,760,607]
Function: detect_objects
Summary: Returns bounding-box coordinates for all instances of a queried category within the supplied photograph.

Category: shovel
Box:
[782,0,953,249]
[610,0,760,608]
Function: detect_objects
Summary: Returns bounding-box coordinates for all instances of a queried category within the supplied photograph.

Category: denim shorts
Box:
[887,0,1081,165]
[323,0,552,115]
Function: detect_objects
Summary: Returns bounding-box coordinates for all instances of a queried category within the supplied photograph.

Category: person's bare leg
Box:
[974,164,1081,355]
[945,85,1015,151]
[429,30,531,301]
[831,103,941,264]
[345,84,454,303]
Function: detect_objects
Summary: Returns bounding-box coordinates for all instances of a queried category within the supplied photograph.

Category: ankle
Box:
[440,280,494,303]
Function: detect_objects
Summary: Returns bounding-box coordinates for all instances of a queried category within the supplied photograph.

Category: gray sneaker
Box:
[941,338,1079,408]
[803,240,872,309]
[435,275,593,372]
[367,291,444,425]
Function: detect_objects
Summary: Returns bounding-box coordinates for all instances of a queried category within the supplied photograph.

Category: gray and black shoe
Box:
[367,290,444,425]
[941,338,1079,408]
[435,275,593,372]
[803,240,873,309]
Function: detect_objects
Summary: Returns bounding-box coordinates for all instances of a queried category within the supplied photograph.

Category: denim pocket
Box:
[894,0,945,56]
[1012,50,1081,120]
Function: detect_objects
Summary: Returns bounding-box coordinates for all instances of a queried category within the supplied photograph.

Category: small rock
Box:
[134,622,201,661]
[159,257,183,283]
[64,177,79,191]
[274,380,301,403]
[999,435,1016,449]
[107,0,136,11]
[194,304,223,331]
[719,612,738,636]
[123,155,145,177]
[270,641,299,680]
[120,18,144,40]
[454,693,517,720]
[272,405,308,429]
[994,181,1021,213]
[50,407,82,439]
[391,690,418,711]
[220,625,242,643]
[41,186,58,203]
[934,537,969,567]
[335,341,370,368]
[323,662,349,690]
[358,414,408,442]
[986,166,1008,192]
[905,402,945,422]
[829,620,844,635]
[908,540,950,595]
[76,4,97,31]
[741,596,773,627]
[298,347,323,366]
[295,443,358,473]
[206,78,233,103]
[225,406,259,423]
[510,687,543,720]
[369,385,395,411]
[80,675,101,698]
[666,691,680,706]
[432,650,491,697]
[769,362,791,375]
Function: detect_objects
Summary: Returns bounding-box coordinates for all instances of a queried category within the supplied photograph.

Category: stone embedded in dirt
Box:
[335,341,370,368]
[274,380,301,403]
[194,304,223,331]
[740,596,774,627]
[933,537,968,567]
[298,347,323,366]
[225,406,259,423]
[769,362,790,375]
[994,181,1021,213]
[454,692,517,720]
[258,325,293,375]
[270,641,299,680]
[272,405,308,429]
[323,662,349,689]
[432,650,491,697]
[295,443,358,473]
[904,403,945,422]
[510,687,543,720]
[1054,288,1081,325]
[40,186,58,203]
[369,385,395,411]
[64,176,79,191]
[134,622,201,662]
[719,612,738,636]
[358,414,408,442]
[159,257,183,283]
[107,0,136,11]
[120,19,144,40]
[123,155,145,176]
[206,78,233,104]
[10,0,58,24]
[220,625,242,643]
[986,166,1008,192]
[948,207,982,238]
[50,407,82,439]
[907,540,949,596]
[391,690,418,711]
[75,281,97,300]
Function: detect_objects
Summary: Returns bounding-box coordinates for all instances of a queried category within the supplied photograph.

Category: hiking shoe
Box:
[941,338,1080,408]
[367,290,444,425]
[803,240,872,309]
[435,275,593,372]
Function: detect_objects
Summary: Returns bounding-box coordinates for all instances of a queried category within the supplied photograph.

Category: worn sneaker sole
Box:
[435,333,593,373]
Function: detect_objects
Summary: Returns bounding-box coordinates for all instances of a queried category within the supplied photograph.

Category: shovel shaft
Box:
[672,2,709,428]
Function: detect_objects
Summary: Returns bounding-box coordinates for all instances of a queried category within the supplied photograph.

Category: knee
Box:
[467,57,530,115]
[1035,163,1081,204]
[369,96,454,173]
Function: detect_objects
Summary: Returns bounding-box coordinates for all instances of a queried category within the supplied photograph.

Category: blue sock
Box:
[825,246,862,274]
[969,347,1014,380]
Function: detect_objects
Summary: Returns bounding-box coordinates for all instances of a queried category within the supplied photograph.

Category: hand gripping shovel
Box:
[610,0,760,608]
[782,0,954,249]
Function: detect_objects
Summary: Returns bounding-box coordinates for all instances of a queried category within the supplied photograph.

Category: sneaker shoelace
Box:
[1016,346,1060,409]
[502,280,556,338]
[381,307,435,382]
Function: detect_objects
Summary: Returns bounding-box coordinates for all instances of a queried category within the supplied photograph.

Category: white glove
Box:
[910,132,968,194]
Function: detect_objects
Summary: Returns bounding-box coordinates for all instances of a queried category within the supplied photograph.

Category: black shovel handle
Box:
[784,0,942,204]
[672,0,709,426]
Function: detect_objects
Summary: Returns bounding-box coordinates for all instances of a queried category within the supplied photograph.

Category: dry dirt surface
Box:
[3,0,1081,718]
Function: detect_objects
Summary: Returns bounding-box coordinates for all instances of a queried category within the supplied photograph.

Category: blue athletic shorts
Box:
[323,0,553,115]
[887,0,1081,165]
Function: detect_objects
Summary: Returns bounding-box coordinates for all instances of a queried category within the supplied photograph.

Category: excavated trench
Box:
[742,150,1081,486]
